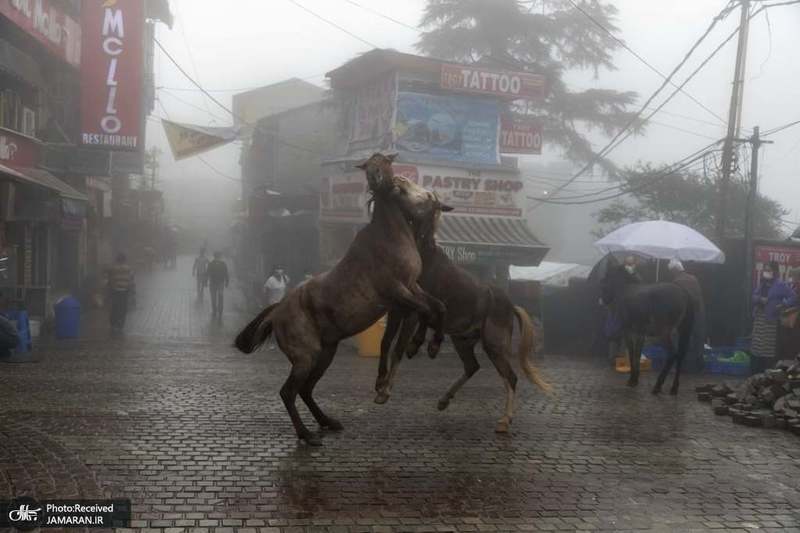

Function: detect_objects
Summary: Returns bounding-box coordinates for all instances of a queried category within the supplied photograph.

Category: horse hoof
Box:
[322,419,344,432]
[669,388,679,396]
[304,435,323,447]
[627,379,638,388]
[437,398,450,411]
[406,344,420,358]
[651,387,661,395]
[374,392,390,405]
[427,341,441,358]
[495,420,510,433]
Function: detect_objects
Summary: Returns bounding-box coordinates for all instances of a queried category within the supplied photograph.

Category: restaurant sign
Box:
[320,163,525,222]
[753,244,800,287]
[441,63,546,100]
[0,0,81,67]
[80,0,144,151]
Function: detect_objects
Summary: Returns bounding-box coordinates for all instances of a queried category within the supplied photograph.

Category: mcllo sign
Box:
[80,0,144,151]
[440,63,546,100]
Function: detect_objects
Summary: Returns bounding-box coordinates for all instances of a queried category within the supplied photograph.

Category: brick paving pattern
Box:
[1,257,799,532]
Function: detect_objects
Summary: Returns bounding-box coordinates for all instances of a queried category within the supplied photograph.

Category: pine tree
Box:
[418,0,637,171]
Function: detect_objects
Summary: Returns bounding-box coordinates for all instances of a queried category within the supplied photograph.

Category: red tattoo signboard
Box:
[80,0,144,151]
[441,64,546,100]
[500,115,543,154]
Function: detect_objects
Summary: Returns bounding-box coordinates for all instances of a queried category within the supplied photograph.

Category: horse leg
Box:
[376,315,418,404]
[422,291,447,358]
[376,310,403,393]
[625,334,639,387]
[482,324,518,433]
[437,335,480,411]
[652,329,676,395]
[385,282,434,357]
[279,361,319,446]
[299,343,343,432]
[669,313,694,395]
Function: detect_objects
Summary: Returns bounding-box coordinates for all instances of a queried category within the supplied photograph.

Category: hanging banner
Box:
[161,120,238,160]
[0,0,82,67]
[394,92,500,166]
[80,0,145,151]
[441,64,546,100]
[349,71,395,149]
[500,115,543,154]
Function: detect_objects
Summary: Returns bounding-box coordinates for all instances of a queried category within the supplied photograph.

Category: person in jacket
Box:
[107,253,135,333]
[192,249,210,302]
[206,252,230,322]
[751,262,796,373]
[668,259,707,371]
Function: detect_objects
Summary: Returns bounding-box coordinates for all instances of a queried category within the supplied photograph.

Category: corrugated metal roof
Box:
[437,215,546,249]
[0,164,87,201]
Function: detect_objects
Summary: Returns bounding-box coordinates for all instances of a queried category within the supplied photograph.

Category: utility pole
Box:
[716,0,751,243]
[742,126,773,330]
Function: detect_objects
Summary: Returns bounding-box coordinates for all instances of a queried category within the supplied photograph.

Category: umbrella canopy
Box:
[594,220,725,264]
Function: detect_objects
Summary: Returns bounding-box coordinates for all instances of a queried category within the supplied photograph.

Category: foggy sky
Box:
[147,0,800,243]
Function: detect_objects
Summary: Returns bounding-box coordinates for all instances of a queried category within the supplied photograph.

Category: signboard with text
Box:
[350,72,396,149]
[320,163,525,222]
[80,0,144,151]
[753,244,800,287]
[0,0,81,67]
[441,63,546,100]
[395,92,500,166]
[0,128,37,169]
[500,115,542,154]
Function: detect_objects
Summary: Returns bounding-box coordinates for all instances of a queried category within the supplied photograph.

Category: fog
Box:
[147,0,800,253]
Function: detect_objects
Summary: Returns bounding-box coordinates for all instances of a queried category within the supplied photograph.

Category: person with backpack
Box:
[206,252,230,322]
[193,249,210,302]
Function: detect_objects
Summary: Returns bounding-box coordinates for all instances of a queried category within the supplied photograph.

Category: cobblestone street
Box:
[1,258,799,532]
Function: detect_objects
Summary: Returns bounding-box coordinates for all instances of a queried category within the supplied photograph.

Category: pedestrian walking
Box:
[107,253,135,333]
[604,255,642,366]
[207,252,229,322]
[668,259,706,372]
[751,262,796,374]
[263,266,290,305]
[193,249,210,302]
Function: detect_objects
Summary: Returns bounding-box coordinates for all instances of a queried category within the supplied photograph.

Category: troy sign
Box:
[0,0,82,67]
[80,0,144,151]
[500,115,542,154]
[441,63,546,100]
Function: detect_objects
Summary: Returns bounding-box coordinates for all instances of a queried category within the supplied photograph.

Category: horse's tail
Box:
[234,304,279,353]
[512,305,553,395]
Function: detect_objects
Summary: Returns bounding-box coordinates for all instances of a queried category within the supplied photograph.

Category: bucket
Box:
[356,316,386,357]
[54,296,80,339]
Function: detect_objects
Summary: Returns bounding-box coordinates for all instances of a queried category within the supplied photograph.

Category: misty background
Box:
[147,0,800,261]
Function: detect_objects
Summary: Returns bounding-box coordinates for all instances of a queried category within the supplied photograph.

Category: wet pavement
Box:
[1,258,799,532]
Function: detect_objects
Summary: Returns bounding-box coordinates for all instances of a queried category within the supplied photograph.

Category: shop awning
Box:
[436,215,549,266]
[0,163,87,201]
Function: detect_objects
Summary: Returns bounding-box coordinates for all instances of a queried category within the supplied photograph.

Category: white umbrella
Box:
[594,220,725,264]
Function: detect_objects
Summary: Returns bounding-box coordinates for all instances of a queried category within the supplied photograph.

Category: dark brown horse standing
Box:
[600,262,694,395]
[235,153,449,445]
[374,210,552,433]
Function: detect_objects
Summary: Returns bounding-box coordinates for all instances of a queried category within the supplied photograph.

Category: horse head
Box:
[357,152,453,228]
[600,264,638,306]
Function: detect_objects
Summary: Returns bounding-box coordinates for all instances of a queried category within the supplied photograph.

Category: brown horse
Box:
[374,209,552,433]
[235,153,450,446]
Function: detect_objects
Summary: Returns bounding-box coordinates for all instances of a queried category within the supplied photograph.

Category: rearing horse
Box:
[235,153,449,446]
[600,261,694,395]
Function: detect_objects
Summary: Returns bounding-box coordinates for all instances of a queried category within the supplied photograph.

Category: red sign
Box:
[441,64,546,100]
[753,244,800,287]
[0,129,38,169]
[0,0,81,67]
[80,0,144,151]
[500,116,543,154]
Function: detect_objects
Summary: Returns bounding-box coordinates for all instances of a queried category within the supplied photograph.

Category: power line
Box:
[533,1,737,205]
[342,0,418,31]
[285,0,379,48]
[763,119,800,137]
[154,38,330,157]
[566,0,727,126]
[158,88,227,123]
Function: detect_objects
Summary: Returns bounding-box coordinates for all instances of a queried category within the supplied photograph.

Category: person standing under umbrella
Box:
[751,262,796,374]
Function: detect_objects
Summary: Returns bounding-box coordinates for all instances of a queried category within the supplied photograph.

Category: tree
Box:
[594,164,787,240]
[418,0,638,171]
